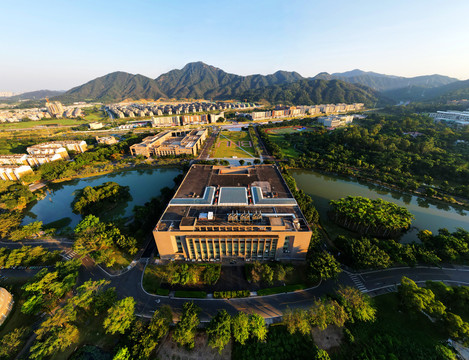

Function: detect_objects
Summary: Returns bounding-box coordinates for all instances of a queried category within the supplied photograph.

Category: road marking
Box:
[348,273,367,292]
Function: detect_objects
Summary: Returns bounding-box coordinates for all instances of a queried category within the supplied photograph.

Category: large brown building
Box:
[130,129,208,158]
[153,165,313,261]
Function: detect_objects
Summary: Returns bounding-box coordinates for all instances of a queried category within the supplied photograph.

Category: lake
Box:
[23,168,182,228]
[291,169,469,243]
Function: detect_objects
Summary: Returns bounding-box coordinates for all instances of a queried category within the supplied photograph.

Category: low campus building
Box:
[130,129,208,158]
[26,143,69,159]
[0,165,33,180]
[0,288,14,326]
[153,165,313,261]
[318,115,354,128]
[96,136,118,145]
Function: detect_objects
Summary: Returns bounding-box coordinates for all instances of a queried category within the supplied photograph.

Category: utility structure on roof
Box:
[153,165,313,261]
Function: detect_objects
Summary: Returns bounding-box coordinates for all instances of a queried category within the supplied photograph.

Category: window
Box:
[175,236,183,253]
[283,236,294,253]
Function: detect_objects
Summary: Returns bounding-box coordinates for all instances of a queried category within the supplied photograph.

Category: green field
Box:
[82,107,108,122]
[0,118,89,129]
[267,133,300,158]
[265,125,313,135]
[212,131,257,158]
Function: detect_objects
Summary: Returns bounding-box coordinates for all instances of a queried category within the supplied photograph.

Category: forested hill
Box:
[240,79,387,106]
[314,69,458,92]
[383,79,469,102]
[56,62,304,103]
[154,61,304,99]
[56,72,167,103]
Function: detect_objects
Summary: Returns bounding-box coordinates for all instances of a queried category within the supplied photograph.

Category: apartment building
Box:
[153,165,313,261]
[130,129,208,158]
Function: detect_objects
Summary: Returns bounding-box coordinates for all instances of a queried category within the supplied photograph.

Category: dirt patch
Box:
[157,330,231,360]
[311,325,343,351]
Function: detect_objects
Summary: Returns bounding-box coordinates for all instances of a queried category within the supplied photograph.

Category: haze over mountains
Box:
[7,62,469,105]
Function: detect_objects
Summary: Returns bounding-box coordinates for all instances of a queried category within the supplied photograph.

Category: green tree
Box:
[231,312,250,345]
[0,327,29,359]
[30,305,79,360]
[207,310,232,353]
[173,302,200,349]
[249,314,267,341]
[308,250,341,281]
[103,297,136,335]
[113,347,131,360]
[9,221,43,241]
[398,277,446,317]
[283,307,310,335]
[337,286,376,323]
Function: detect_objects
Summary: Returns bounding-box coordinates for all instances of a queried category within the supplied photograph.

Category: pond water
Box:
[291,169,469,243]
[23,168,182,228]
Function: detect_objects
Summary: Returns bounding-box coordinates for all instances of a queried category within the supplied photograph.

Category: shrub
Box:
[213,290,250,299]
[257,284,305,296]
[174,290,207,298]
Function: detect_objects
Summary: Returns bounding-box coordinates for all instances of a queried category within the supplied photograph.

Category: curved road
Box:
[3,241,469,321]
[77,258,469,321]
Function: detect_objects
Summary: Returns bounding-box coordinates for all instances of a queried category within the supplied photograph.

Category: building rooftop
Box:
[156,165,310,233]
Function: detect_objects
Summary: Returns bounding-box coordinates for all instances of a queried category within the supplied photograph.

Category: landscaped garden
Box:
[211,131,257,158]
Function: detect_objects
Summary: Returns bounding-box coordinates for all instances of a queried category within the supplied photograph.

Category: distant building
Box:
[152,116,181,127]
[96,136,118,145]
[26,153,64,167]
[0,154,29,166]
[45,101,64,118]
[318,115,354,128]
[0,288,14,326]
[130,129,208,158]
[153,165,312,261]
[26,143,69,159]
[429,111,469,125]
[0,165,33,180]
[88,122,104,130]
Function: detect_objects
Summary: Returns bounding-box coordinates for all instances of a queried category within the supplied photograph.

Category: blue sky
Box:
[1,0,469,92]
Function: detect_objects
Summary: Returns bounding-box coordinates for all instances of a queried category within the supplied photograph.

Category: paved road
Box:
[75,258,469,321]
[197,129,218,160]
[4,241,469,321]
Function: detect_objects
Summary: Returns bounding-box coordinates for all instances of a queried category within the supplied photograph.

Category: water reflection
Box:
[291,169,469,243]
[23,168,182,228]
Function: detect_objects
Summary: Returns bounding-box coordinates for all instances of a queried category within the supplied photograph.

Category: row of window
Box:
[181,237,282,259]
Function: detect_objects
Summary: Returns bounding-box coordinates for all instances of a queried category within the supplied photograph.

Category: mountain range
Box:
[10,62,469,105]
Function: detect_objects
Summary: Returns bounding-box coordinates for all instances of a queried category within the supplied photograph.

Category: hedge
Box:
[156,288,170,296]
[213,290,251,299]
[174,290,207,298]
[257,284,305,296]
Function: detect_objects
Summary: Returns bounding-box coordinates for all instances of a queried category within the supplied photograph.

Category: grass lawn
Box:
[108,250,132,272]
[0,118,89,129]
[334,293,449,360]
[265,125,313,135]
[212,131,257,158]
[82,107,107,122]
[266,132,300,158]
[142,264,165,294]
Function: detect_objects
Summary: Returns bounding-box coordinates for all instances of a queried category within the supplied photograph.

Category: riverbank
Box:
[290,169,469,244]
[28,161,186,192]
[286,165,469,211]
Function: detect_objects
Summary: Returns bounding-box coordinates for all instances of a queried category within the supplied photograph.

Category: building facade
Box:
[130,129,207,158]
[429,111,469,125]
[0,165,33,180]
[153,165,313,261]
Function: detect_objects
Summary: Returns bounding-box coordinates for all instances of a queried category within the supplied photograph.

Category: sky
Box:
[1,0,469,92]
